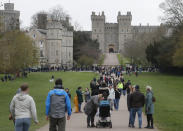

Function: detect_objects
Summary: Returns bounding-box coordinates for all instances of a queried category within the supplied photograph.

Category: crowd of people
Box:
[8,66,155,131]
[74,67,155,129]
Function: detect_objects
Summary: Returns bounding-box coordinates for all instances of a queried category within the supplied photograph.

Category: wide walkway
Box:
[37,96,158,131]
[103,53,119,66]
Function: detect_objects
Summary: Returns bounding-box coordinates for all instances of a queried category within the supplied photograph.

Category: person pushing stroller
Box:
[84,94,104,128]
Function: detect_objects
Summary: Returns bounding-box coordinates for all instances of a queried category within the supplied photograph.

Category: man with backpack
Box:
[46,78,72,131]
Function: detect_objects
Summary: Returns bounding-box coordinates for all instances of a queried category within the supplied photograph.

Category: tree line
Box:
[122,0,183,74]
[146,0,183,73]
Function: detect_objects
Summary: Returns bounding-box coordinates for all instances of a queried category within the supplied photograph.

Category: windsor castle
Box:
[91,11,160,53]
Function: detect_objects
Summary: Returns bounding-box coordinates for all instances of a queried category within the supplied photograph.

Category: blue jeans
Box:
[114,99,120,110]
[78,103,82,112]
[15,118,31,131]
[129,109,133,125]
[122,90,126,96]
[131,108,143,128]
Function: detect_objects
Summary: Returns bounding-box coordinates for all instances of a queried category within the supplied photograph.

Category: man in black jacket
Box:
[129,85,145,128]
[90,78,99,96]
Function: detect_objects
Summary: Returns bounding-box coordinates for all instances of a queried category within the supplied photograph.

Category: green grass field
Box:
[125,72,183,131]
[1,72,183,131]
[0,72,97,131]
[117,54,131,65]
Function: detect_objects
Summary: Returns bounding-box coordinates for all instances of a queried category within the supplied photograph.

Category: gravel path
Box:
[103,53,120,66]
[37,96,158,131]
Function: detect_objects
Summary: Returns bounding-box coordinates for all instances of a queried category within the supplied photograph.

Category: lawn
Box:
[117,54,131,65]
[125,72,183,131]
[0,72,98,131]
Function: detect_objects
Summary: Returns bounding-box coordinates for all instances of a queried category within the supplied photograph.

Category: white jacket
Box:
[108,88,115,100]
[10,92,38,123]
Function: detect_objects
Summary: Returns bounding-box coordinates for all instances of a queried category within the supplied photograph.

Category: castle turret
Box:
[37,13,47,29]
[4,3,14,10]
[0,3,20,32]
[117,12,133,53]
[91,11,105,52]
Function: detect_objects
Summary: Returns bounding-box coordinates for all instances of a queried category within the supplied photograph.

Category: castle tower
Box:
[91,11,105,52]
[46,20,63,66]
[0,3,20,32]
[37,13,47,30]
[117,11,132,53]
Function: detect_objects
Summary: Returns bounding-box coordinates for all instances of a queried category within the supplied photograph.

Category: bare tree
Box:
[31,6,71,29]
[160,0,183,26]
[74,22,83,31]
[49,5,70,22]
[123,26,167,64]
[31,11,47,28]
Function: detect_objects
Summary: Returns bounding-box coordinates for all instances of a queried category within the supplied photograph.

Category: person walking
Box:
[10,83,39,131]
[90,78,99,96]
[46,78,72,131]
[130,85,145,128]
[108,85,115,111]
[117,81,123,96]
[145,86,154,129]
[127,85,135,127]
[76,87,83,112]
[114,86,120,110]
[84,88,91,103]
[84,94,104,128]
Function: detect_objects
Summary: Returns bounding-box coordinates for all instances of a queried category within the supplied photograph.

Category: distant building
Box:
[0,3,20,32]
[91,11,160,53]
[28,14,73,68]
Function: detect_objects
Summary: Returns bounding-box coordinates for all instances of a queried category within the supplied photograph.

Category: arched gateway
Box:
[108,44,115,53]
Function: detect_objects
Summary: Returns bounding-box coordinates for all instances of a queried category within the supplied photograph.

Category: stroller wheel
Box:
[96,122,100,128]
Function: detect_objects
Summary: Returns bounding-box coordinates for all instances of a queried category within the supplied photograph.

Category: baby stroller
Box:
[96,100,112,128]
[96,85,112,128]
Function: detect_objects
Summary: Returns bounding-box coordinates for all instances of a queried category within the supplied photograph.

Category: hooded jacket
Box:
[84,95,100,115]
[46,88,72,118]
[10,92,38,123]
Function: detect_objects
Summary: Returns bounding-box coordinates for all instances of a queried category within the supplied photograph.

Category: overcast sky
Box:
[2,0,165,30]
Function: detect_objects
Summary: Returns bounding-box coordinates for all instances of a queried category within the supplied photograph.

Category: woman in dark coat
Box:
[84,94,103,128]
[145,86,154,129]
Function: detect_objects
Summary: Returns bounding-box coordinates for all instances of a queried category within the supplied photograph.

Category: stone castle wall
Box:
[91,11,160,53]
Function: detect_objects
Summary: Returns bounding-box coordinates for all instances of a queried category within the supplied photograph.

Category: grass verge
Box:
[0,72,97,131]
[125,72,183,131]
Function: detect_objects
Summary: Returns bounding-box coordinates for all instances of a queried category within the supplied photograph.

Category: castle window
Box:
[40,50,44,57]
[94,29,96,32]
[56,50,59,56]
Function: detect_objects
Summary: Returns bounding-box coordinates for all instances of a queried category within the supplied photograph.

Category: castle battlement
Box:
[91,11,160,53]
